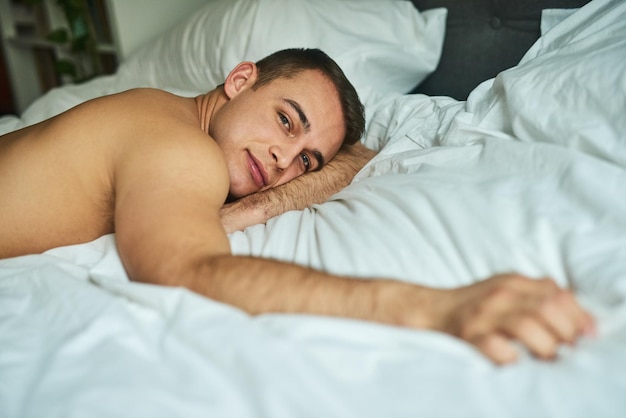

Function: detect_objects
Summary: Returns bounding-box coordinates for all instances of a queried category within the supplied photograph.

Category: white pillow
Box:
[114,0,446,115]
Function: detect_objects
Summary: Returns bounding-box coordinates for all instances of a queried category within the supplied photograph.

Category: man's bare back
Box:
[0,89,206,258]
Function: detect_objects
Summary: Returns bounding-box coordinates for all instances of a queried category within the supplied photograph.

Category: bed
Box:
[1,0,625,416]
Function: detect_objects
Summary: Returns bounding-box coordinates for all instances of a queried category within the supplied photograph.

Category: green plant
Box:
[24,0,103,83]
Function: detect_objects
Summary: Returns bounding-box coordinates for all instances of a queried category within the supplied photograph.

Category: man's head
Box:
[209,48,365,199]
[253,48,365,148]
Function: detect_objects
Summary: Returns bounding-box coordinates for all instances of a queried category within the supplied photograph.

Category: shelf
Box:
[8,35,56,49]
[9,3,37,26]
[0,0,119,113]
[8,35,116,53]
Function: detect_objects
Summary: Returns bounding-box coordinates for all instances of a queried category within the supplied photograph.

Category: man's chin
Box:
[226,187,256,203]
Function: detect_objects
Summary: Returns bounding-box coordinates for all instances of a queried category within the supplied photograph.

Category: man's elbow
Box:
[119,247,228,293]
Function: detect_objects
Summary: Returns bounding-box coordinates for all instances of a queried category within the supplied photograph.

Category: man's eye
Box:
[279,113,291,130]
[301,153,310,171]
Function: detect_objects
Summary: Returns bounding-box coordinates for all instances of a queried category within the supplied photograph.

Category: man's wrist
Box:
[371,279,447,331]
[220,199,269,233]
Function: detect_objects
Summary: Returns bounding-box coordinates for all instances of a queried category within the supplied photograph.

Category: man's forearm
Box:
[142,251,594,365]
[221,142,377,233]
[187,254,440,329]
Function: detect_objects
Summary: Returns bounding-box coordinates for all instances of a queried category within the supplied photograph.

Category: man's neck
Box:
[194,88,225,135]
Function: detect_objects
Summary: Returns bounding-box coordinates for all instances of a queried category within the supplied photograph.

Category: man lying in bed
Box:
[0,48,593,365]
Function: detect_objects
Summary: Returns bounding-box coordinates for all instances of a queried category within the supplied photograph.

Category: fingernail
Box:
[584,322,597,338]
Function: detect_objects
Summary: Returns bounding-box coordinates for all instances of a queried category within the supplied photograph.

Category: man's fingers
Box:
[538,292,579,344]
[471,333,519,365]
[538,289,592,344]
[503,316,559,360]
[449,274,596,364]
[473,313,564,363]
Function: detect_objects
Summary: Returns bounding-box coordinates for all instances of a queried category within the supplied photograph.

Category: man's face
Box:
[210,69,345,199]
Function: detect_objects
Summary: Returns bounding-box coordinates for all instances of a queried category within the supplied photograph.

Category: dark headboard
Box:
[409,0,591,100]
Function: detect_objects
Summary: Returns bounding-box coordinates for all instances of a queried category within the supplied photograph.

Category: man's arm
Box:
[220,142,377,233]
[131,240,594,366]
[114,131,593,366]
[193,263,594,365]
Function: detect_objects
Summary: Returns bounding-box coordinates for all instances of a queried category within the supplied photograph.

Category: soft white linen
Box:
[1,235,625,418]
[1,0,626,417]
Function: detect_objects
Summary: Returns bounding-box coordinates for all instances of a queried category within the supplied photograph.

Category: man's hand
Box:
[421,274,596,365]
[221,142,377,233]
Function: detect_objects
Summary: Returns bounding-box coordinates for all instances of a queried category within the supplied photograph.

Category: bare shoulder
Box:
[51,88,226,194]
[0,88,225,258]
[103,89,230,203]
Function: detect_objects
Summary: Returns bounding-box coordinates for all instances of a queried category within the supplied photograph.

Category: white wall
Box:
[106,0,207,59]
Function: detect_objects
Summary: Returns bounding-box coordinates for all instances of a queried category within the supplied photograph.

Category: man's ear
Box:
[223,61,258,99]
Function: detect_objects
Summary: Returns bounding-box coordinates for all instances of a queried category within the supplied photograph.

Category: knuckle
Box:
[459,321,478,340]
[538,277,558,287]
[511,273,530,282]
[545,289,575,312]
[486,285,515,302]
[535,339,559,360]
[511,316,536,334]
[501,274,528,286]
[537,299,556,319]
[555,288,575,303]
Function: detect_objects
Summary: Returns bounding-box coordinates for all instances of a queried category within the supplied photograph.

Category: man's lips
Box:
[247,151,268,189]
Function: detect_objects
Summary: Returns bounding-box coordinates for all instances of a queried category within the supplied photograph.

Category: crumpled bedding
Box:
[1,1,625,417]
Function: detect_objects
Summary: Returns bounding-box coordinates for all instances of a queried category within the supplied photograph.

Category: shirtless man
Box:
[0,48,594,365]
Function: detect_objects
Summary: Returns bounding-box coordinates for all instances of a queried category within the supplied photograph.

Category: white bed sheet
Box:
[2,0,626,417]
[2,235,625,418]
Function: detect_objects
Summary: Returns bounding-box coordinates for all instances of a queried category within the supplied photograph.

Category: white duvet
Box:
[1,1,626,417]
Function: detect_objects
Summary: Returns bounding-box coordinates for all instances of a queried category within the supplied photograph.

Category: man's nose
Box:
[270,143,300,170]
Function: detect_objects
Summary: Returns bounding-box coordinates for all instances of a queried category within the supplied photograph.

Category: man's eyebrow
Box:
[284,99,310,131]
[312,150,325,171]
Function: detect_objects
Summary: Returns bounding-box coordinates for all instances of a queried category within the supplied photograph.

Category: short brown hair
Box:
[253,48,365,146]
